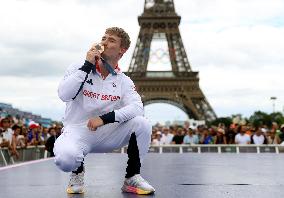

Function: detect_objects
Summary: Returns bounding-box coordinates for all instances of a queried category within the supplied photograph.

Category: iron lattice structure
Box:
[126,0,217,122]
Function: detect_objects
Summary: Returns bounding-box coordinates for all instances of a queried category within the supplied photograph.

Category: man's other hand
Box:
[87,117,104,131]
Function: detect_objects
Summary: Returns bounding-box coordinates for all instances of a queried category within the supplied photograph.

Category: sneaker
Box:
[66,171,85,194]
[121,174,155,195]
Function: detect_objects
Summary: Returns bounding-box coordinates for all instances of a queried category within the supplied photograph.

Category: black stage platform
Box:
[1,153,284,198]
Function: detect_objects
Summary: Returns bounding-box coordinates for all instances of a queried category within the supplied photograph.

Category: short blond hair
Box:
[105,27,131,50]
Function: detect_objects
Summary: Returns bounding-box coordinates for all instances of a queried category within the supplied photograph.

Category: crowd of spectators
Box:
[0,115,62,159]
[2,114,284,159]
[151,121,284,146]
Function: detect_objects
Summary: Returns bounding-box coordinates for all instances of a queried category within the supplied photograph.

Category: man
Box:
[252,127,265,145]
[279,124,284,144]
[151,131,162,146]
[235,125,251,144]
[27,122,41,146]
[171,128,185,144]
[183,128,199,144]
[226,123,238,144]
[45,127,57,157]
[54,27,155,195]
[160,127,173,144]
[0,118,13,148]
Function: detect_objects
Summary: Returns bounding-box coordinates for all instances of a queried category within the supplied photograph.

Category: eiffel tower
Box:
[126,0,217,122]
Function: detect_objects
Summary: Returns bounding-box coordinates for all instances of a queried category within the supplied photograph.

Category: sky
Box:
[0,0,284,125]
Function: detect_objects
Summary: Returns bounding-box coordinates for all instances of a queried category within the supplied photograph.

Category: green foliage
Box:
[248,111,284,127]
[210,111,284,128]
[270,112,284,126]
[209,117,232,127]
[249,111,271,127]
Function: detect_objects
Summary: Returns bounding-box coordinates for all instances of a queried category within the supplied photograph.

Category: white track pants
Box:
[53,116,151,172]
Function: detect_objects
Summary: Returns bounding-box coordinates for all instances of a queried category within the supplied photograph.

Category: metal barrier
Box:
[116,144,284,154]
[0,146,48,167]
[1,144,283,167]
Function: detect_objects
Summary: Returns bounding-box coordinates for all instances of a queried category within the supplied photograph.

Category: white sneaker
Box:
[66,171,85,194]
[121,174,155,195]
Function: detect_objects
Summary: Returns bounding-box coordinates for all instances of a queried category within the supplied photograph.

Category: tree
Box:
[249,111,284,127]
[270,112,284,126]
[209,117,232,127]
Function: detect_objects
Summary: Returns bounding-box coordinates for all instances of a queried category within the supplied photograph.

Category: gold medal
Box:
[94,43,104,53]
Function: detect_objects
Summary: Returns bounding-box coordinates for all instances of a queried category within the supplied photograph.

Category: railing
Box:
[1,144,283,167]
[0,146,48,167]
[116,144,284,154]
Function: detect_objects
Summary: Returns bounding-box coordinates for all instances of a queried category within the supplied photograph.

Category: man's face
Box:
[203,129,208,136]
[43,128,48,134]
[100,33,126,60]
[1,120,10,129]
[256,128,262,136]
[14,128,21,135]
[241,126,247,133]
[163,129,169,134]
[32,128,39,133]
[50,129,56,136]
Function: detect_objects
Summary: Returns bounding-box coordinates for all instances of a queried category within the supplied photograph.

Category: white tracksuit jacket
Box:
[58,61,144,127]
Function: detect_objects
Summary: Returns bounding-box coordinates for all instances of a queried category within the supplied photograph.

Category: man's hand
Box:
[86,44,102,65]
[87,117,104,131]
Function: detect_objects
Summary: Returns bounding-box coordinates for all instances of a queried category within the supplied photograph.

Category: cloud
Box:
[0,76,65,120]
[176,0,284,25]
[0,0,283,122]
[0,0,142,77]
[145,103,189,125]
[198,65,284,117]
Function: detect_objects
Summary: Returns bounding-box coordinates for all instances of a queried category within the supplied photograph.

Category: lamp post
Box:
[270,97,277,113]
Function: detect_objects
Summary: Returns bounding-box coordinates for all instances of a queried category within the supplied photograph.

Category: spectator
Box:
[261,125,269,135]
[10,125,23,159]
[272,123,282,140]
[271,122,279,133]
[0,130,4,147]
[21,125,28,148]
[245,123,254,136]
[210,127,217,143]
[278,124,284,144]
[40,127,50,144]
[226,124,238,144]
[55,125,63,137]
[183,128,199,144]
[27,122,41,146]
[160,127,174,145]
[45,127,57,157]
[235,125,251,144]
[252,127,265,145]
[196,125,205,141]
[214,128,227,144]
[266,129,281,144]
[0,118,13,148]
[171,128,184,144]
[200,128,214,144]
[152,131,162,146]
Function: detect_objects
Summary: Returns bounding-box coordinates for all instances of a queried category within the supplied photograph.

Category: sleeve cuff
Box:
[78,60,94,74]
[99,111,116,125]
